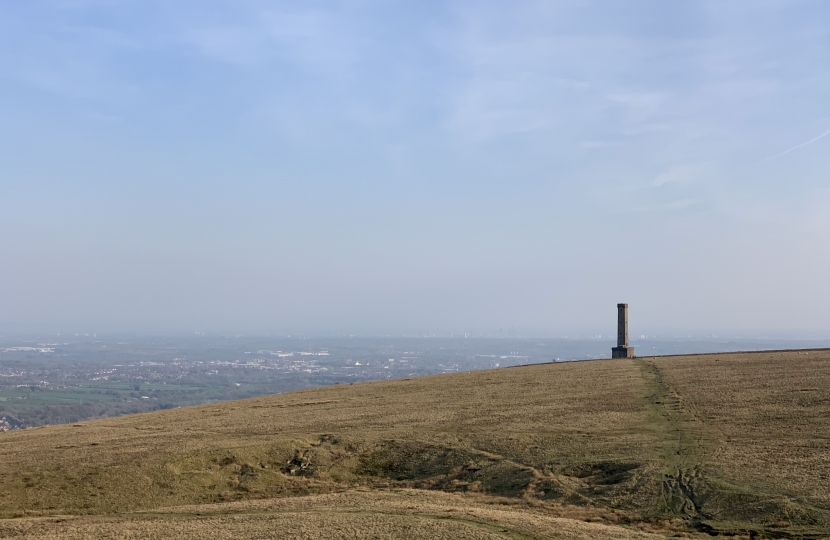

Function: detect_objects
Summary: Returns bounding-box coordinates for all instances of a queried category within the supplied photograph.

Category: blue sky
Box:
[1,0,829,336]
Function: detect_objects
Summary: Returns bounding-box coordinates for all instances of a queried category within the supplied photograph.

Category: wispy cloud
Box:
[581,141,620,149]
[759,128,830,164]
[185,9,360,72]
[653,164,704,187]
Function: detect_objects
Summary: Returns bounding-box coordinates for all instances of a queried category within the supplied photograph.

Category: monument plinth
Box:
[611,303,634,358]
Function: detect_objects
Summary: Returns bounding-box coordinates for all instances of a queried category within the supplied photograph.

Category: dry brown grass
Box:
[0,490,671,539]
[0,350,828,538]
[0,360,662,516]
[649,350,830,534]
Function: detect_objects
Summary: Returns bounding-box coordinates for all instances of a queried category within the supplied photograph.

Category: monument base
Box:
[611,346,634,359]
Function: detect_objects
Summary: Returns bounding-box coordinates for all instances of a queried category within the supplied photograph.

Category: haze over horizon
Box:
[2,1,829,338]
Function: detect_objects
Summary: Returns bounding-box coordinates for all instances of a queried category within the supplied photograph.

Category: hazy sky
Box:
[2,1,829,337]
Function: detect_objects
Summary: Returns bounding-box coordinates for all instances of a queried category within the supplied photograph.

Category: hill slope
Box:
[0,350,828,538]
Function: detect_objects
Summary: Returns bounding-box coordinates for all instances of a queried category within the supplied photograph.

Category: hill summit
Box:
[0,350,829,539]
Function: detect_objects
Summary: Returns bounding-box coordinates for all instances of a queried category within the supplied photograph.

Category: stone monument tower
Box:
[611,303,634,358]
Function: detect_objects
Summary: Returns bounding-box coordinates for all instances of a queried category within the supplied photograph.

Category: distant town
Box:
[2,334,828,430]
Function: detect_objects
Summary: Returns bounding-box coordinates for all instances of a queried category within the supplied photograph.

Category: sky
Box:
[1,0,829,337]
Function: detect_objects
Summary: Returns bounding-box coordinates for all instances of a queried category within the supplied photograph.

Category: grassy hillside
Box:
[0,490,670,540]
[0,350,828,538]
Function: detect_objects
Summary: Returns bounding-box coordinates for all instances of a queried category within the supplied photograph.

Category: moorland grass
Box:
[0,351,828,538]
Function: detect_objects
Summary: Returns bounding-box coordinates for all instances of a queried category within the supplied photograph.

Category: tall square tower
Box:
[611,303,634,358]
